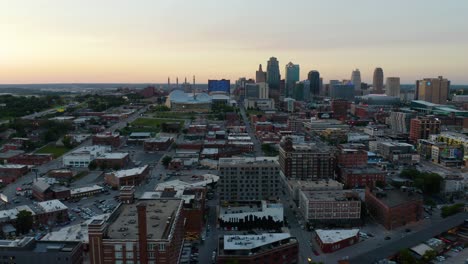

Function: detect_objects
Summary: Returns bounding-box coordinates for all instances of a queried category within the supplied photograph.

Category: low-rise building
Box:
[441,175,465,197]
[104,165,150,188]
[143,137,174,152]
[217,233,298,264]
[218,201,283,231]
[283,179,343,202]
[92,132,121,148]
[298,190,361,226]
[94,152,130,169]
[32,179,71,201]
[63,145,111,168]
[340,166,386,188]
[70,185,104,198]
[365,187,423,230]
[0,237,83,264]
[48,169,75,181]
[8,153,53,165]
[0,164,29,184]
[36,199,69,225]
[315,229,359,253]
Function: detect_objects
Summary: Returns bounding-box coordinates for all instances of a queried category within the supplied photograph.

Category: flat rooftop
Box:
[96,152,129,159]
[218,157,278,166]
[343,166,385,174]
[106,199,182,240]
[371,189,423,207]
[315,229,359,244]
[112,165,148,178]
[301,190,359,201]
[287,179,343,190]
[223,233,291,250]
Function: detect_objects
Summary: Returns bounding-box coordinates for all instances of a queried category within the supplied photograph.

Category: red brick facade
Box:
[365,188,423,230]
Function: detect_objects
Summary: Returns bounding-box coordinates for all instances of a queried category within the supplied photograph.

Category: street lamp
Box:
[307,257,313,263]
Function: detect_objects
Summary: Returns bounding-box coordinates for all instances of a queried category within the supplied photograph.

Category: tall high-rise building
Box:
[256,64,267,83]
[267,57,281,91]
[385,77,401,97]
[351,69,361,94]
[258,82,269,99]
[308,70,320,98]
[416,76,450,104]
[285,62,299,97]
[373,67,384,94]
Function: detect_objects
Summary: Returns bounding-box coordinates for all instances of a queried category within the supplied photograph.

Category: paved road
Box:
[238,104,263,156]
[350,212,468,264]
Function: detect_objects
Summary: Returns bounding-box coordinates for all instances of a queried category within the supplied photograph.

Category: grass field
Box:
[35,144,71,158]
[131,118,184,127]
[151,112,195,119]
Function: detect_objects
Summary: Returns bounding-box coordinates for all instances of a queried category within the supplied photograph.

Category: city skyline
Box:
[1,0,468,84]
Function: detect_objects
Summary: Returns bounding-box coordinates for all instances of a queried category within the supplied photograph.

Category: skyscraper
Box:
[267,57,281,91]
[308,70,320,98]
[256,64,267,83]
[285,62,299,98]
[385,77,401,97]
[351,69,361,94]
[416,76,450,104]
[373,67,384,94]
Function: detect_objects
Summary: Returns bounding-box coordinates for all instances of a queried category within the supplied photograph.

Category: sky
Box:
[1,0,467,84]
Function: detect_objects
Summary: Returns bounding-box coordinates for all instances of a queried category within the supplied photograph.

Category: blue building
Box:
[208,79,230,95]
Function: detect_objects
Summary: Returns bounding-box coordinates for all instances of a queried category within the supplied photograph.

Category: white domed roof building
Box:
[166,90,213,112]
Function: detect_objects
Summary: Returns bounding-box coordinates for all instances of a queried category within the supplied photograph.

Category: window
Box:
[147,244,155,251]
[159,243,166,251]
[115,252,123,259]
[126,252,134,259]
[115,261,123,264]
[115,244,123,251]
[126,242,133,251]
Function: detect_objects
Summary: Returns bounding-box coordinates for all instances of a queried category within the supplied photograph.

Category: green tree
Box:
[421,249,437,263]
[88,160,97,170]
[161,156,172,167]
[62,135,74,149]
[16,210,33,234]
[375,180,385,188]
[398,249,416,264]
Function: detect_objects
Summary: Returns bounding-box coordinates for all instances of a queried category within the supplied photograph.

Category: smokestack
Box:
[176,77,179,88]
[168,77,170,89]
[137,203,148,264]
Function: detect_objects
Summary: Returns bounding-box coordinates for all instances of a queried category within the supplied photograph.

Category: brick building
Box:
[95,152,130,169]
[32,179,71,201]
[279,137,335,180]
[365,187,423,230]
[409,116,441,143]
[8,153,53,166]
[340,167,386,188]
[88,199,185,264]
[143,137,174,152]
[92,132,121,148]
[0,164,29,184]
[336,148,368,168]
[48,169,75,181]
[104,165,149,188]
[298,190,361,226]
[217,233,298,264]
[331,99,350,120]
[315,229,359,253]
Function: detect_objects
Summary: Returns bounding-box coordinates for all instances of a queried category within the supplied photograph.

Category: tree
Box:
[398,249,416,264]
[161,156,172,167]
[88,160,97,170]
[375,180,385,188]
[421,249,437,263]
[16,210,33,234]
[62,135,74,149]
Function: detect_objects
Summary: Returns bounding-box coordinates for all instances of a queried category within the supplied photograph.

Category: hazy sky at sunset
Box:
[1,0,467,84]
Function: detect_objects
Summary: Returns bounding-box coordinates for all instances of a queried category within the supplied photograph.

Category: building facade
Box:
[279,137,335,180]
[409,116,441,142]
[385,77,400,97]
[218,157,280,201]
[416,76,450,104]
[365,188,423,230]
[373,67,384,94]
[285,62,299,98]
[88,199,185,264]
